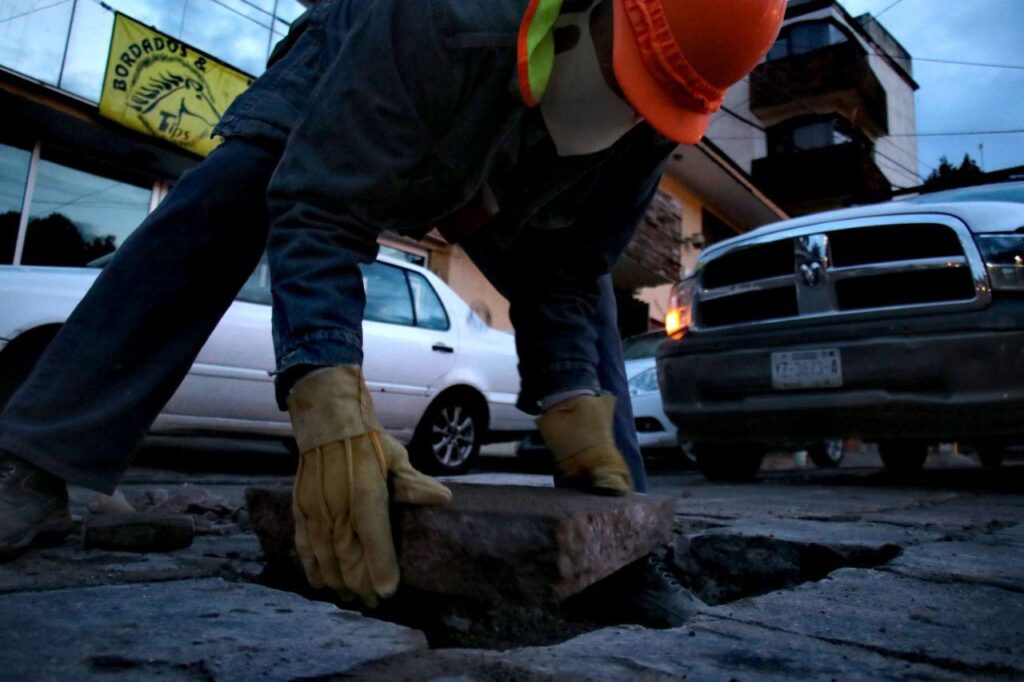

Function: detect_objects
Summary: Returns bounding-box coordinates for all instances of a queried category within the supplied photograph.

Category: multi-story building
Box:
[708,0,920,217]
[0,0,784,339]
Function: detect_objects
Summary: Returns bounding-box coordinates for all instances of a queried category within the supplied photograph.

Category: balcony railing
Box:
[752,142,891,216]
[751,42,889,137]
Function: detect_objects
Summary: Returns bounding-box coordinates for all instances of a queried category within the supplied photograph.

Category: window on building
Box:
[407,272,450,331]
[0,143,32,264]
[768,115,861,155]
[767,20,850,61]
[21,158,151,267]
[0,1,75,86]
[2,0,309,103]
[362,261,415,326]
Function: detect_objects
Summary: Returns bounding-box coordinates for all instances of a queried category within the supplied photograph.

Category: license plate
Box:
[771,349,843,390]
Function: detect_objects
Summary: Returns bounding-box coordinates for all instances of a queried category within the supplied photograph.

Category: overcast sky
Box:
[839,0,1024,179]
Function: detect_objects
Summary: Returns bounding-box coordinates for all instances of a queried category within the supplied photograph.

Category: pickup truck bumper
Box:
[657,303,1024,445]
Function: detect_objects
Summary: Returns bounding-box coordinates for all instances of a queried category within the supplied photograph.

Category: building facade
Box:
[706,0,920,216]
[0,0,784,339]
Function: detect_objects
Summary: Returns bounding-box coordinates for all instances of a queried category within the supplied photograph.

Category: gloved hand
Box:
[536,393,632,495]
[287,366,452,606]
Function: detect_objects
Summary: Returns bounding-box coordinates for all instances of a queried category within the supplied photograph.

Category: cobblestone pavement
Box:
[1,440,1022,680]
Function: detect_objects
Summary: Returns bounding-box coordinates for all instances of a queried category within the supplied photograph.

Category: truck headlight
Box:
[977,235,1024,291]
[628,367,660,395]
[666,275,696,336]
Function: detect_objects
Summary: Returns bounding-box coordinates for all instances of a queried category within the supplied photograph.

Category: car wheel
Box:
[0,328,58,412]
[878,440,928,477]
[808,440,845,469]
[977,443,1006,468]
[410,393,484,475]
[693,443,765,482]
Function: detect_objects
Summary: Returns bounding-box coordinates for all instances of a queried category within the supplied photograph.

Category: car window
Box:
[237,256,272,305]
[362,261,414,325]
[622,332,667,360]
[407,271,449,331]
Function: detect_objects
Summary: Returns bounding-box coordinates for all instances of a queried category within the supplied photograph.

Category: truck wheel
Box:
[977,443,1006,468]
[878,440,928,477]
[808,440,845,469]
[694,443,765,482]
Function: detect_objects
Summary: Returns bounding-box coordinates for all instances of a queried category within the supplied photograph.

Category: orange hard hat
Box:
[613,0,786,144]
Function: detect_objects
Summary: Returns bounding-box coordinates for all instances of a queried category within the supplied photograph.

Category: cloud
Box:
[840,0,1024,175]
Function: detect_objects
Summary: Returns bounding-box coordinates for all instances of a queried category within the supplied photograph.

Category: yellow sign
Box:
[99,13,254,156]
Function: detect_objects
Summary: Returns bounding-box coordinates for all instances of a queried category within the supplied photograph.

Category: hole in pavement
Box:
[255,532,902,650]
[671,533,903,606]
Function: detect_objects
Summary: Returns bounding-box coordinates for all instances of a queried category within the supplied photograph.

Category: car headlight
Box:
[977,235,1024,291]
[628,367,660,395]
[665,275,695,336]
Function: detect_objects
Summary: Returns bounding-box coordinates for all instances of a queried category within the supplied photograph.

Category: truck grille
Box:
[695,218,988,331]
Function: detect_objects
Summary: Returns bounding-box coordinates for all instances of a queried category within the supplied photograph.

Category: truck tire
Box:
[878,440,928,477]
[694,443,765,482]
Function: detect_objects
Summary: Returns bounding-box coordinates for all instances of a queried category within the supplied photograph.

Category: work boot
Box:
[611,554,705,628]
[0,451,72,558]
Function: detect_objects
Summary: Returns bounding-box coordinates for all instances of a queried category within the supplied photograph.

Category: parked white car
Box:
[0,255,534,474]
[624,331,682,452]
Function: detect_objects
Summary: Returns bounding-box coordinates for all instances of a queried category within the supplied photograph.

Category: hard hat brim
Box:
[612,0,712,146]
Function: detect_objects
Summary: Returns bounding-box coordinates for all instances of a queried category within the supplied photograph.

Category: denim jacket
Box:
[214,0,675,411]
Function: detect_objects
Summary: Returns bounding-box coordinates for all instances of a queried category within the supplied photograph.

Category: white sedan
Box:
[624,331,684,452]
[0,255,534,474]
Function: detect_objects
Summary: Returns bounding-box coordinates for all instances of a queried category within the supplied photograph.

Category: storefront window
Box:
[0,143,32,264]
[0,0,75,86]
[22,160,151,267]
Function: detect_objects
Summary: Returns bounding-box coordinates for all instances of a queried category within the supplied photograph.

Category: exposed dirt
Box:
[257,531,902,650]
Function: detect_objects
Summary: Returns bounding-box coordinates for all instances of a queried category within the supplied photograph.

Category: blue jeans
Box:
[0,138,647,493]
[462,236,647,492]
[0,139,277,493]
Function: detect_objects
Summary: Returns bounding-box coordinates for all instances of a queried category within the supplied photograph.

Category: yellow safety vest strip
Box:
[517,0,565,106]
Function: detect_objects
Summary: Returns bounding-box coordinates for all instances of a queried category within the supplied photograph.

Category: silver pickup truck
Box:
[657,182,1024,480]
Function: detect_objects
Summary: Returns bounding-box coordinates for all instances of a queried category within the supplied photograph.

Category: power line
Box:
[890,129,1024,138]
[710,128,1024,140]
[859,0,908,28]
[742,69,930,180]
[904,56,1024,71]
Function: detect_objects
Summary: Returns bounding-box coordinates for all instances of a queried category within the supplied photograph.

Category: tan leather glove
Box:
[536,393,633,495]
[287,366,452,606]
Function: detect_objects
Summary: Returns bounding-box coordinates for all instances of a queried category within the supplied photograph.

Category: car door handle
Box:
[432,343,454,354]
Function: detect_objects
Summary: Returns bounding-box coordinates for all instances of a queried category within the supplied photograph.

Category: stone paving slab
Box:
[0,534,263,594]
[248,483,675,604]
[858,498,1024,534]
[694,517,944,548]
[885,538,1024,592]
[340,618,973,681]
[711,567,1024,676]
[0,578,426,680]
[672,485,961,522]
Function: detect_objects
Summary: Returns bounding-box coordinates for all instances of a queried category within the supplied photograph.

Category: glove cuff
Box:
[536,393,616,462]
[286,365,384,454]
